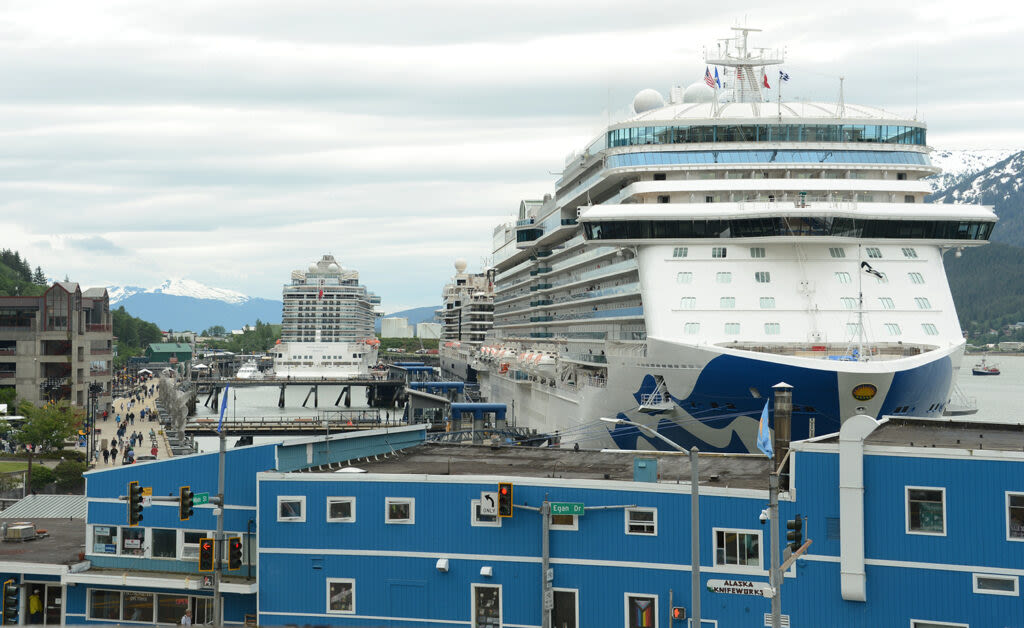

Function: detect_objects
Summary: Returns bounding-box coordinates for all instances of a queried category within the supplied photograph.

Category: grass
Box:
[0,461,28,472]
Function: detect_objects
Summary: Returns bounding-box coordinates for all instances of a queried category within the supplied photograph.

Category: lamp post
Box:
[600,417,700,626]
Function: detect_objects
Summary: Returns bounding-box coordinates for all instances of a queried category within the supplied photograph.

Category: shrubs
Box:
[53,460,87,493]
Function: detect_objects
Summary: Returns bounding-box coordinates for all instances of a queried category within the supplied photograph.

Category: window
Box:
[625,508,657,535]
[712,247,727,258]
[902,247,919,258]
[915,297,932,309]
[123,592,155,623]
[841,297,857,310]
[910,622,968,628]
[327,579,355,614]
[973,573,1019,596]
[884,323,902,336]
[672,247,688,258]
[89,590,121,621]
[714,529,761,568]
[625,593,658,628]
[904,194,916,203]
[835,272,851,284]
[653,172,667,181]
[754,271,771,283]
[679,297,696,309]
[92,525,117,554]
[122,527,145,556]
[720,297,735,309]
[724,322,740,335]
[156,595,191,624]
[327,497,356,523]
[471,499,500,527]
[676,272,692,284]
[386,498,415,524]
[875,272,889,284]
[182,531,209,561]
[879,297,895,310]
[829,247,846,258]
[846,322,862,336]
[922,323,939,336]
[866,247,882,258]
[749,247,766,258]
[278,496,306,522]
[152,529,177,558]
[907,487,945,535]
[760,297,775,309]
[551,514,578,530]
[1008,493,1024,541]
[716,272,732,284]
[473,584,501,628]
[764,323,781,335]
[657,195,670,204]
[908,272,925,284]
[684,322,700,335]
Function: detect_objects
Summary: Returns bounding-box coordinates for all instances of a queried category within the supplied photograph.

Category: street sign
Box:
[142,496,152,507]
[550,502,584,516]
[706,579,774,598]
[142,487,153,497]
[194,492,210,505]
[480,491,498,516]
[543,589,554,611]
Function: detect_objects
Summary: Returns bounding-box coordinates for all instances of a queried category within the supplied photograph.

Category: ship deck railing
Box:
[720,342,929,360]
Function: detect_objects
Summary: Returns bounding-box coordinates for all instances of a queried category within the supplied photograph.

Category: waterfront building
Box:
[416,322,443,339]
[381,317,413,338]
[144,343,193,364]
[0,282,113,413]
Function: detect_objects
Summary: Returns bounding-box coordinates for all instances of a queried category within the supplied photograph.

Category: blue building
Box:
[0,416,1022,627]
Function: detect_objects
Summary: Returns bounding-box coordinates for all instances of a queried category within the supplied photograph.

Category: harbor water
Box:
[956,354,1024,421]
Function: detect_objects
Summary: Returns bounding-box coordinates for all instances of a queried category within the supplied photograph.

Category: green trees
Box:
[112,307,163,366]
[0,249,46,297]
[15,401,83,452]
[204,320,281,353]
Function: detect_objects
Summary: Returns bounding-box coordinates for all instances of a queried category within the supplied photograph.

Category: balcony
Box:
[86,324,111,333]
[0,372,15,379]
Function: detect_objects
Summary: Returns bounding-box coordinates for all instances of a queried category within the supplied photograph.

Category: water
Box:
[955,354,1024,422]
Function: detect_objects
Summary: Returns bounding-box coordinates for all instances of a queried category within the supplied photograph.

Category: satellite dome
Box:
[454,259,468,273]
[308,263,318,273]
[683,81,715,103]
[632,89,665,114]
[327,263,340,272]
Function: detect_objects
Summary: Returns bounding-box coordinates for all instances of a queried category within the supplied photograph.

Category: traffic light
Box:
[498,482,513,518]
[2,579,18,625]
[127,481,144,526]
[198,537,215,572]
[786,514,803,552]
[671,606,686,621]
[179,486,194,521]
[228,537,243,570]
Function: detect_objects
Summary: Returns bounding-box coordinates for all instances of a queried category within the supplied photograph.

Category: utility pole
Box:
[769,471,781,628]
[690,446,701,627]
[541,500,551,628]
[212,407,227,625]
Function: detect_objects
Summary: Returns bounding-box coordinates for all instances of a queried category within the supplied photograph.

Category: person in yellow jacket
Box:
[28,589,42,624]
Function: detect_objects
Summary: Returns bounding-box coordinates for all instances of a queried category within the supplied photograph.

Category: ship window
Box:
[764,323,781,335]
[875,272,889,284]
[829,247,846,258]
[866,247,882,258]
[676,272,692,284]
[841,297,857,310]
[902,247,919,258]
[908,272,925,284]
[712,247,727,258]
[904,195,916,203]
[879,297,895,309]
[653,172,667,181]
[835,272,852,284]
[724,322,740,335]
[672,247,688,258]
[922,323,939,336]
[657,195,670,204]
[684,322,700,335]
[884,323,902,336]
[749,247,766,258]
[679,297,696,309]
[915,297,932,309]
[720,297,735,309]
[759,297,775,309]
[897,172,907,180]
[754,272,771,283]
[846,322,862,336]
[716,272,732,284]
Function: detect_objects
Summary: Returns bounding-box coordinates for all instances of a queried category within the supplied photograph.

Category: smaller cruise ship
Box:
[437,259,495,382]
[235,360,265,380]
[272,255,382,379]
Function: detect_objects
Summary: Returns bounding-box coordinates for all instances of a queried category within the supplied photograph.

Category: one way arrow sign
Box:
[480,491,498,516]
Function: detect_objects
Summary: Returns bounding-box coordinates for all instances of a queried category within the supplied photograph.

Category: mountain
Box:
[375,305,439,333]
[929,150,1024,248]
[926,149,1017,193]
[107,279,281,332]
[944,242,1024,334]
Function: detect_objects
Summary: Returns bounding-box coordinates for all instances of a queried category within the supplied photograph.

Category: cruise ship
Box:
[272,255,382,378]
[438,259,495,382]
[469,27,997,452]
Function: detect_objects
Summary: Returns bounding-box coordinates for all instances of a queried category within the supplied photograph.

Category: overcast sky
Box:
[2,0,1022,312]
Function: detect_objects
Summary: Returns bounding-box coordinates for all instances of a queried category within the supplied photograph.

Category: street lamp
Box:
[599,417,701,625]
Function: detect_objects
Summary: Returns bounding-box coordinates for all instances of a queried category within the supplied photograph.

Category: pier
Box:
[196,376,406,410]
[184,409,404,436]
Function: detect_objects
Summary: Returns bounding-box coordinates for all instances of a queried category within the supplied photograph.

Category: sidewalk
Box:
[89,384,174,468]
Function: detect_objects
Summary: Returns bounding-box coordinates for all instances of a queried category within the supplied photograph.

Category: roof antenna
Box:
[836,76,846,118]
[914,45,919,120]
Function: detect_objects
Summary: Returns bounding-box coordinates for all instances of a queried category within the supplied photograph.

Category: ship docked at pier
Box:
[464,27,997,452]
[272,255,382,378]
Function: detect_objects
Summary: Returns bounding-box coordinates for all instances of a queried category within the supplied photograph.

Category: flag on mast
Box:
[704,67,715,88]
[714,67,721,87]
[763,71,770,89]
[860,261,884,280]
[218,384,230,432]
[756,401,773,458]
[779,70,790,82]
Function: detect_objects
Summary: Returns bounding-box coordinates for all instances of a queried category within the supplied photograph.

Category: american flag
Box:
[704,67,715,88]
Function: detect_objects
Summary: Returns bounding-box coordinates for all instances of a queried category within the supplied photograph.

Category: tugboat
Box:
[972,356,1001,376]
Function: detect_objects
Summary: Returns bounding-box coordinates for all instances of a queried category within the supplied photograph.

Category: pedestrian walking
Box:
[102,448,109,464]
[110,446,118,463]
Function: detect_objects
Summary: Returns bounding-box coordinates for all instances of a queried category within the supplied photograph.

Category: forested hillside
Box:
[944,242,1024,338]
[112,306,163,366]
[0,249,47,297]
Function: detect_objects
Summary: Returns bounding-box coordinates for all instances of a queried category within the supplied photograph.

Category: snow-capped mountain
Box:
[108,278,250,306]
[930,149,1024,248]
[927,148,1017,193]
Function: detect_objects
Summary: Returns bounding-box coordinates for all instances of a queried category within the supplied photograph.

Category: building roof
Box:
[0,494,87,519]
[0,518,86,567]
[82,287,108,298]
[310,442,772,490]
[147,343,193,352]
[811,417,1024,453]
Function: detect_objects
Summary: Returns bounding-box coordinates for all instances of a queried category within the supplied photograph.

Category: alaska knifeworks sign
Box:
[706,579,774,597]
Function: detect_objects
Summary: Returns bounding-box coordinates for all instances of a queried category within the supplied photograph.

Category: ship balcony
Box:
[545,259,638,292]
[563,352,608,365]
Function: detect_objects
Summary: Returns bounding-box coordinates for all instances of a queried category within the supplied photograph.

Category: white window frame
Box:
[623,592,659,628]
[679,297,696,309]
[551,587,580,628]
[1006,491,1024,542]
[716,272,732,284]
[866,247,882,258]
[676,272,693,284]
[326,578,356,614]
[885,323,902,336]
[724,322,740,335]
[749,247,765,258]
[905,486,946,536]
[909,621,968,628]
[181,529,213,561]
[908,272,925,284]
[471,499,501,528]
[875,272,889,284]
[915,297,932,309]
[829,247,846,258]
[624,507,658,536]
[835,272,851,284]
[550,513,579,531]
[879,297,895,310]
[712,527,764,573]
[684,322,700,335]
[326,497,356,523]
[972,573,1019,596]
[385,497,415,524]
[672,247,688,258]
[902,247,919,258]
[922,323,939,336]
[720,297,735,309]
[472,583,502,628]
[755,271,771,283]
[277,495,306,522]
[759,297,775,309]
[841,297,857,310]
[764,323,781,335]
[711,247,727,258]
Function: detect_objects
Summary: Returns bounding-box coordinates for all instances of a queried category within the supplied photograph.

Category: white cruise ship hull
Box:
[272,342,379,379]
